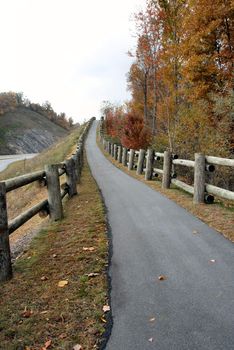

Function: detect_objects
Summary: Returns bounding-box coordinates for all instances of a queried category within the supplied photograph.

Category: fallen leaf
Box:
[149,317,156,322]
[58,280,68,288]
[103,305,110,313]
[158,275,167,281]
[59,333,67,339]
[73,345,82,350]
[101,317,107,323]
[22,308,33,318]
[41,339,52,350]
[40,310,48,314]
[83,247,95,252]
[148,337,153,342]
[41,276,48,281]
[87,272,100,277]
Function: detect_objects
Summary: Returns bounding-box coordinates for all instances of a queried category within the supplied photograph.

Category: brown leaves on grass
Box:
[41,339,52,350]
[21,307,33,318]
[82,247,95,252]
[101,317,107,323]
[58,280,69,287]
[59,333,67,339]
[73,345,83,350]
[86,272,100,277]
[41,276,48,281]
[102,305,110,313]
[0,159,108,350]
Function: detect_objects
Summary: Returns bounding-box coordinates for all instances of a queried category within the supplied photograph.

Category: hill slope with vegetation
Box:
[0,91,76,155]
[0,107,68,154]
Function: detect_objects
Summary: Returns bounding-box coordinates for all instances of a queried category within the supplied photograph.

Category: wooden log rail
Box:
[0,118,95,282]
[101,131,234,206]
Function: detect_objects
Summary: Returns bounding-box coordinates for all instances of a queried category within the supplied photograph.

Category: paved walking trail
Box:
[86,122,234,350]
[0,154,37,172]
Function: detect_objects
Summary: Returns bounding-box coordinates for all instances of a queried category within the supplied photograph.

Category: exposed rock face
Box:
[0,107,68,154]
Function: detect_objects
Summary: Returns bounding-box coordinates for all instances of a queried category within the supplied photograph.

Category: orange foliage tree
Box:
[127,0,233,156]
[120,112,152,149]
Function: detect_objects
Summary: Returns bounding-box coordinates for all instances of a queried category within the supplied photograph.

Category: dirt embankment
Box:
[0,107,68,154]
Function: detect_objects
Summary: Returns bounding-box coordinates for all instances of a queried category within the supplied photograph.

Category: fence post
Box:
[145,149,154,180]
[128,149,135,170]
[76,149,82,182]
[193,153,205,204]
[113,144,118,160]
[76,150,81,183]
[118,146,122,163]
[122,147,128,166]
[137,149,145,175]
[77,142,83,167]
[45,164,63,221]
[99,117,104,142]
[0,182,12,282]
[111,143,114,157]
[65,158,77,197]
[162,151,172,189]
[107,141,110,154]
[72,154,79,183]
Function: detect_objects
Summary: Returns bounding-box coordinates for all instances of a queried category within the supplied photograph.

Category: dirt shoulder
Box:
[0,157,110,350]
[98,141,234,242]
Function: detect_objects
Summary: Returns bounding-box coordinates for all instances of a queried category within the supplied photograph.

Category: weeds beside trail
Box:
[0,157,109,350]
[0,126,84,248]
[99,141,234,242]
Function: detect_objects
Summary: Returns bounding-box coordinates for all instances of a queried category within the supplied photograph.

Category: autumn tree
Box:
[121,111,153,149]
[135,1,162,133]
[126,0,233,157]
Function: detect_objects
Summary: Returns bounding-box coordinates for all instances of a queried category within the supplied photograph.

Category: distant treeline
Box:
[0,91,74,130]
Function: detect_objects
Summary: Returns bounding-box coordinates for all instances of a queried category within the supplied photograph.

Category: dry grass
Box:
[99,141,234,242]
[0,126,84,245]
[0,157,109,350]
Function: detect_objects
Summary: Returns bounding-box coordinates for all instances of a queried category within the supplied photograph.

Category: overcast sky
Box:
[0,0,145,122]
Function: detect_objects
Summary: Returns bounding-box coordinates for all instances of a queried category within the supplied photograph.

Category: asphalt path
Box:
[0,154,37,173]
[86,122,234,350]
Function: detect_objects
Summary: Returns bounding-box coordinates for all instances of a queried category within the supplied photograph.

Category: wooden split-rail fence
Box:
[0,118,95,282]
[99,119,234,205]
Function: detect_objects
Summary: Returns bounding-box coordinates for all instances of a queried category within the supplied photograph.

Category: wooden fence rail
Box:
[0,118,95,282]
[99,121,234,205]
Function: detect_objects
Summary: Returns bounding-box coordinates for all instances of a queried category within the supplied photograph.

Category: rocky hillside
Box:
[0,107,68,154]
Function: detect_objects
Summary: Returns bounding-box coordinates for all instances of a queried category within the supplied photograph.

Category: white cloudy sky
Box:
[0,0,145,122]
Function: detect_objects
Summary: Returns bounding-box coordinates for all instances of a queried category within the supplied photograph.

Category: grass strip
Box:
[0,156,109,350]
